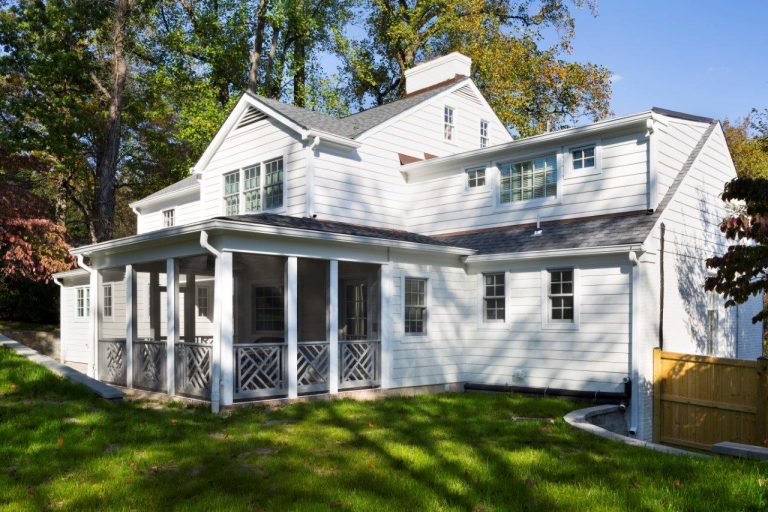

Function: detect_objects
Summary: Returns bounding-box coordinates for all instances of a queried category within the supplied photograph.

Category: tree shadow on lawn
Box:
[1,348,767,511]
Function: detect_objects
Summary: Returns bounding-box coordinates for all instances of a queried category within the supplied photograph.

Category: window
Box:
[251,286,284,331]
[480,120,489,148]
[548,269,574,321]
[76,287,90,318]
[499,155,557,204]
[571,145,596,170]
[404,278,427,335]
[243,165,261,213]
[483,273,505,322]
[162,209,175,227]
[264,158,284,210]
[102,284,112,318]
[706,290,718,354]
[197,287,209,317]
[224,171,240,215]
[466,168,486,188]
[444,106,454,142]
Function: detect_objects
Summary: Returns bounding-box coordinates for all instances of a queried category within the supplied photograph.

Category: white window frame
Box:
[221,152,288,215]
[465,166,487,190]
[197,286,209,317]
[76,286,90,318]
[541,268,580,331]
[565,141,602,179]
[480,119,489,148]
[706,289,719,355]
[223,170,241,215]
[402,275,430,340]
[162,208,175,228]
[444,105,455,143]
[479,272,509,329]
[102,283,113,318]
[494,150,563,211]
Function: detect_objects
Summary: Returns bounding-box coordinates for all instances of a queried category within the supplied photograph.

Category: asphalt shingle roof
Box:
[136,175,199,203]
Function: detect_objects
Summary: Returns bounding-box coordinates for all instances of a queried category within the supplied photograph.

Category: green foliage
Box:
[706,178,768,323]
[723,109,768,179]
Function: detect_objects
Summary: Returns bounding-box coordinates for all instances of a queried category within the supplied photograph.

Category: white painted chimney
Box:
[404,52,471,95]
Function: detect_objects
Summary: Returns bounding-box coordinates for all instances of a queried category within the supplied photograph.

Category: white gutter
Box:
[628,250,641,436]
[303,129,361,150]
[304,135,321,217]
[463,244,643,263]
[200,230,221,258]
[76,254,93,274]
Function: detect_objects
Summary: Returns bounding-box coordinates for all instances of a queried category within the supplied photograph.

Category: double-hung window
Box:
[571,145,596,171]
[480,120,489,148]
[404,278,427,335]
[162,209,175,227]
[706,289,718,354]
[444,106,455,142]
[548,269,574,322]
[499,155,557,204]
[102,284,112,318]
[197,287,209,317]
[76,287,90,318]
[466,167,486,188]
[223,157,284,214]
[224,171,240,215]
[483,273,505,322]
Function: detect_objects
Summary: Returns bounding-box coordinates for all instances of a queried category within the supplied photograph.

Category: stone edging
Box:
[563,404,708,458]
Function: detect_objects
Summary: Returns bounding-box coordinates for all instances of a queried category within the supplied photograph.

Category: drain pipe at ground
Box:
[628,250,640,436]
[200,231,222,413]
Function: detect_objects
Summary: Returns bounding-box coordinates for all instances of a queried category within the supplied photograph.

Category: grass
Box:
[0,320,59,333]
[1,347,767,511]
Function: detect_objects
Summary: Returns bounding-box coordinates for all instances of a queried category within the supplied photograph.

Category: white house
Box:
[54,52,763,441]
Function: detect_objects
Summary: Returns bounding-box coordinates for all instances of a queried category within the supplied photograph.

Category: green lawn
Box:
[0,320,59,333]
[1,347,767,511]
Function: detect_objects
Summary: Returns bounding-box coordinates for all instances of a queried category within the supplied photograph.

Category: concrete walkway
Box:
[0,334,124,400]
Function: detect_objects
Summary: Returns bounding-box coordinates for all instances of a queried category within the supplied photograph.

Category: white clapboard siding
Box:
[137,197,202,234]
[59,275,91,368]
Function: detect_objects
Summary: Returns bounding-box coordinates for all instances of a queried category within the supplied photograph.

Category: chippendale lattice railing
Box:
[339,340,380,390]
[175,337,213,400]
[133,339,166,392]
[234,343,286,399]
[297,341,330,393]
[98,339,127,386]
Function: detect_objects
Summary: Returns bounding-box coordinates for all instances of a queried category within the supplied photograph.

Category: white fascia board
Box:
[353,78,472,142]
[402,111,653,178]
[129,182,200,211]
[191,95,251,175]
[70,218,475,258]
[52,268,91,279]
[463,244,644,264]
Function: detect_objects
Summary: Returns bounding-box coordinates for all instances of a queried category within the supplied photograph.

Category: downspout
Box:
[76,254,93,274]
[304,135,320,218]
[200,231,222,413]
[629,250,641,436]
[659,223,666,350]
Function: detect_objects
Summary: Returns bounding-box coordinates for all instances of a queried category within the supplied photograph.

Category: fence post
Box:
[652,347,662,444]
[756,358,768,447]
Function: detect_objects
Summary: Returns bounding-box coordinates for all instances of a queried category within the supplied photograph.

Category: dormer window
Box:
[571,145,596,170]
[162,208,175,227]
[466,167,486,188]
[499,155,557,204]
[444,106,454,142]
[480,120,489,148]
[222,157,284,215]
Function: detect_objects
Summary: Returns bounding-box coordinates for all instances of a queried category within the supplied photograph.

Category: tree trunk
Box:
[247,0,269,93]
[263,23,281,98]
[92,0,131,243]
[293,38,306,107]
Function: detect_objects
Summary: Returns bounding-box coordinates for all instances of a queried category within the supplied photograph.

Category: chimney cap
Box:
[404,52,472,95]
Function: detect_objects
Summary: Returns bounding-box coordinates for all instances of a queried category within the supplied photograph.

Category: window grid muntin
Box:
[76,287,90,318]
[252,285,284,331]
[243,164,261,213]
[480,120,489,148]
[224,171,240,215]
[444,106,454,141]
[571,145,596,170]
[404,277,427,335]
[483,273,505,321]
[197,287,209,317]
[162,209,175,228]
[500,155,557,204]
[102,284,112,318]
[549,269,574,321]
[264,158,284,210]
[466,168,486,188]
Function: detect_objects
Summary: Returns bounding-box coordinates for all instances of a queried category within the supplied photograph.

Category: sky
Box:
[554,1,768,123]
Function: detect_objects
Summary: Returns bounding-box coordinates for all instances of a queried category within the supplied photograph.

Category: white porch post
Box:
[286,256,298,398]
[328,260,339,394]
[125,265,136,388]
[215,251,234,409]
[166,258,179,396]
[380,262,393,389]
[89,269,100,378]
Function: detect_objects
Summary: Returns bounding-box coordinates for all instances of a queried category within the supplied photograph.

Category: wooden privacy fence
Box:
[653,348,768,451]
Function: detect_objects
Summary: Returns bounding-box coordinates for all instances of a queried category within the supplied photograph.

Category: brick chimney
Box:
[404,52,471,95]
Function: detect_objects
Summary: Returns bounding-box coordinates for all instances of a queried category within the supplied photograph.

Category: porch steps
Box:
[0,335,124,401]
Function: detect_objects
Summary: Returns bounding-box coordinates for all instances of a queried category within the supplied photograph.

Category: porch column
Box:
[184,271,196,343]
[88,269,100,378]
[328,260,339,394]
[125,265,136,388]
[215,251,234,409]
[286,256,298,398]
[166,258,179,396]
[380,263,393,389]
